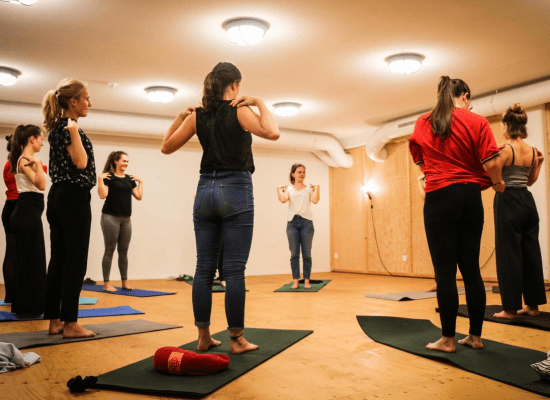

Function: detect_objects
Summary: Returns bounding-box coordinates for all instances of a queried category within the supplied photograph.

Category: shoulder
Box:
[455,109,488,125]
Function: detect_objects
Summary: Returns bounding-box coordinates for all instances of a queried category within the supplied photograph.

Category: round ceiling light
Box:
[224,18,268,46]
[145,86,177,103]
[387,54,423,75]
[273,102,302,117]
[0,67,21,86]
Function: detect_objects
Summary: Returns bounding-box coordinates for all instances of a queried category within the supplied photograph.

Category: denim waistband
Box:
[200,170,251,179]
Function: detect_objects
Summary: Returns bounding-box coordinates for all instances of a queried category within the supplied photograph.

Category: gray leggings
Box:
[100,213,132,281]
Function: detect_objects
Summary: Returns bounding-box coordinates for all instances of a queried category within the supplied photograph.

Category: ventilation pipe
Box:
[0,102,352,168]
[365,78,550,162]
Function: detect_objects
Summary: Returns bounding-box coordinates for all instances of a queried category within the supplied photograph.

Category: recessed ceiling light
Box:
[224,18,269,46]
[273,102,302,117]
[145,86,177,103]
[386,54,423,75]
[0,66,21,86]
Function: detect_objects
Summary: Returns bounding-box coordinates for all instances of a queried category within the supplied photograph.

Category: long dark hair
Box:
[201,62,242,112]
[42,78,88,131]
[5,135,13,153]
[103,151,128,174]
[427,76,471,140]
[502,103,528,139]
[8,125,42,174]
[289,163,305,184]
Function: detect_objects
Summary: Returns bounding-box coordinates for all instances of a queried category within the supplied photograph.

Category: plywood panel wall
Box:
[330,147,368,273]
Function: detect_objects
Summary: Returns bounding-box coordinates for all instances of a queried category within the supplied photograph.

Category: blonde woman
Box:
[277,164,320,289]
[42,78,96,338]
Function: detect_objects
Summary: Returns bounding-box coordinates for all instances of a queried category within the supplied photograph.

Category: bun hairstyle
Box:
[8,125,42,174]
[42,78,88,131]
[102,151,128,174]
[427,76,471,140]
[502,103,528,139]
[201,62,242,112]
[5,135,13,153]
[289,163,305,184]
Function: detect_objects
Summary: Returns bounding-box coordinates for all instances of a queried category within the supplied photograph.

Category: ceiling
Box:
[1,0,550,140]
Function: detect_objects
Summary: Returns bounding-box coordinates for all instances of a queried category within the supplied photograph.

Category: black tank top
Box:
[195,101,255,173]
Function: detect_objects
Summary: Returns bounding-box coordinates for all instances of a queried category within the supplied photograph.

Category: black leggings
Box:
[424,183,486,337]
[1,199,17,303]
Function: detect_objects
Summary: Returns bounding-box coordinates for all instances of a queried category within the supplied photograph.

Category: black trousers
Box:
[424,183,486,337]
[44,182,92,322]
[494,188,547,310]
[2,199,17,303]
[10,193,46,315]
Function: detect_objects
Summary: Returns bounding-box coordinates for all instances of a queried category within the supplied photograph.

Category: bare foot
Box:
[221,281,226,287]
[291,279,299,290]
[197,327,221,351]
[458,335,483,349]
[304,279,312,289]
[426,337,456,353]
[121,280,133,290]
[103,283,117,292]
[49,319,64,335]
[493,310,518,319]
[518,306,541,316]
[230,334,259,354]
[426,283,437,293]
[63,322,96,338]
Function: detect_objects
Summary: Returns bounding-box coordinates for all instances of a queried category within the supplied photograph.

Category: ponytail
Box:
[102,151,128,174]
[427,76,471,140]
[5,135,13,153]
[201,62,242,112]
[42,78,87,131]
[8,125,42,174]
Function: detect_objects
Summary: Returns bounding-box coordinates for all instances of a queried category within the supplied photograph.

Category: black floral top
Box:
[48,118,97,188]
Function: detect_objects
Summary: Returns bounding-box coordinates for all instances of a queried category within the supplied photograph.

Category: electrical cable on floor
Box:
[480,248,495,270]
[369,200,394,276]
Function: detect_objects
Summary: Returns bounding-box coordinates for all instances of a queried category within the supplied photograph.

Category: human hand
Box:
[99,172,111,181]
[535,147,544,163]
[278,185,286,192]
[130,175,142,183]
[498,143,507,150]
[21,155,42,170]
[492,180,505,193]
[64,118,79,133]
[178,106,198,121]
[230,96,261,108]
[309,184,319,190]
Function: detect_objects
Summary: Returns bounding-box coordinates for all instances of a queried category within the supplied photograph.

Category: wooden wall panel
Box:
[329,147,368,273]
[365,141,412,275]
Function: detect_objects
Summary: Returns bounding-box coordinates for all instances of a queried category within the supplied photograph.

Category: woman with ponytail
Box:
[409,76,502,353]
[2,135,18,304]
[490,104,546,319]
[98,151,143,292]
[42,78,97,338]
[162,62,279,354]
[8,125,47,316]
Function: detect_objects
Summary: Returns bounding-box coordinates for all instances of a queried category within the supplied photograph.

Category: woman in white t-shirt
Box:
[277,164,320,289]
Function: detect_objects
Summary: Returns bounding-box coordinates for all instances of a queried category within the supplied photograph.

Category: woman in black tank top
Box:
[161,62,279,354]
[491,104,547,319]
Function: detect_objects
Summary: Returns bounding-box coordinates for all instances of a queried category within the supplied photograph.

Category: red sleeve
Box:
[477,119,500,163]
[409,119,425,165]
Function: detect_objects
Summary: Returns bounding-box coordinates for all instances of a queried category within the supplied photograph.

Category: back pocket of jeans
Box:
[193,185,207,214]
[220,185,251,212]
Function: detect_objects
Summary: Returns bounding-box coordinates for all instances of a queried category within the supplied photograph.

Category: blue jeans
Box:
[286,215,314,279]
[192,170,253,331]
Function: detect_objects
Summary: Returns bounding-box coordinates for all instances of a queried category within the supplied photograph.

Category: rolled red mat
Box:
[154,347,230,376]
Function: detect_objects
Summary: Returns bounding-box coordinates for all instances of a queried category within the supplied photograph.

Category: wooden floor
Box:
[1,273,548,400]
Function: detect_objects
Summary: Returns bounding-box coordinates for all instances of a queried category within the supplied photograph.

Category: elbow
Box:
[161,145,173,155]
[37,182,46,191]
[76,162,87,170]
[270,130,280,141]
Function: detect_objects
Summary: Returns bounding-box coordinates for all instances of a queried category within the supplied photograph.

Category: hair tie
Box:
[55,90,58,96]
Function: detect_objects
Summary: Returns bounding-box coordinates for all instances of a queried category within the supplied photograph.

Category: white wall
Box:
[0,131,330,283]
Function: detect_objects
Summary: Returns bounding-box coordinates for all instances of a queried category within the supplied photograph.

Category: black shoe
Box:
[83,277,97,285]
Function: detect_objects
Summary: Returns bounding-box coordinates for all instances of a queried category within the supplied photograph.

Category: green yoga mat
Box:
[274,279,331,292]
[94,328,313,397]
[357,316,550,398]
[180,279,225,292]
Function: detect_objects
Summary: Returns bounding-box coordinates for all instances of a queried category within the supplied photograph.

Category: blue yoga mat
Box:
[1,298,98,306]
[81,284,176,297]
[0,306,144,322]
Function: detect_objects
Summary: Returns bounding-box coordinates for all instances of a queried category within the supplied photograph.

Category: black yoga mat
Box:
[357,316,550,398]
[94,328,313,397]
[274,279,331,292]
[0,319,182,349]
[457,304,550,332]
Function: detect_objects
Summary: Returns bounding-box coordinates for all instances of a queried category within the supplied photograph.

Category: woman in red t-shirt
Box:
[2,135,18,304]
[409,76,502,353]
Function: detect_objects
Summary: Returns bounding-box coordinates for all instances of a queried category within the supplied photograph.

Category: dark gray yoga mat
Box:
[0,319,182,349]
[457,304,550,332]
[364,285,491,301]
[357,316,550,398]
